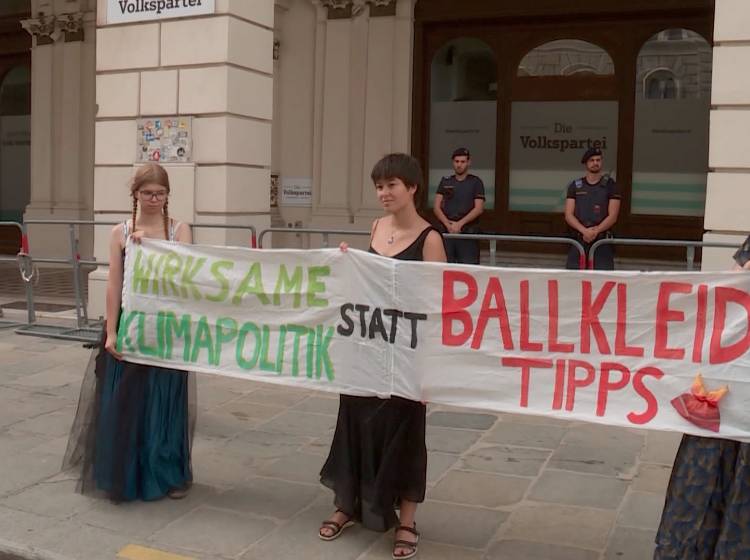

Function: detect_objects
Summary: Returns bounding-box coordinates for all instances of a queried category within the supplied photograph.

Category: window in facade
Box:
[632,29,712,216]
[518,39,614,77]
[509,40,617,213]
[428,38,497,208]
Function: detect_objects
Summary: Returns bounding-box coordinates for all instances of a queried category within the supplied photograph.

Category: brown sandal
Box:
[392,524,420,559]
[318,510,354,541]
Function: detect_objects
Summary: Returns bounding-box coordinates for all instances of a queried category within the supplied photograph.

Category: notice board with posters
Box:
[136,117,192,164]
[106,0,215,24]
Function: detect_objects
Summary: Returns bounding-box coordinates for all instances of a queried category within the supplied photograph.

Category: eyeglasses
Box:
[138,190,168,201]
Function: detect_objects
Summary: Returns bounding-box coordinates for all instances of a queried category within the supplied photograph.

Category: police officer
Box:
[433,147,486,264]
[564,147,621,269]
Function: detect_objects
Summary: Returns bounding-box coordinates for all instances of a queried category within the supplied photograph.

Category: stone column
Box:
[21,2,96,258]
[88,0,275,317]
[308,0,415,240]
[702,0,750,269]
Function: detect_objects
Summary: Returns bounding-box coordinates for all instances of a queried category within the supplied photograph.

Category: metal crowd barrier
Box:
[0,220,25,328]
[257,227,370,249]
[588,238,740,270]
[258,227,587,268]
[4,219,258,343]
[3,220,744,344]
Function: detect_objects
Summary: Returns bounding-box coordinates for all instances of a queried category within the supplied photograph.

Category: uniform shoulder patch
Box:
[575,178,584,188]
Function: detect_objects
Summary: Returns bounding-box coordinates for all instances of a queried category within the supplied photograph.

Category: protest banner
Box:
[120,239,750,440]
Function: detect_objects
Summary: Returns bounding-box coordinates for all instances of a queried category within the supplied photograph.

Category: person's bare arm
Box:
[593,198,621,236]
[104,225,125,359]
[422,230,447,263]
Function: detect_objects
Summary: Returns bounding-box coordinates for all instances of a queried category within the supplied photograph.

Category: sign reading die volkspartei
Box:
[107,0,215,24]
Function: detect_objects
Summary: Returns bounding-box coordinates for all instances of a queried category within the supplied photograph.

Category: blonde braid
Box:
[131,195,138,235]
[162,197,170,240]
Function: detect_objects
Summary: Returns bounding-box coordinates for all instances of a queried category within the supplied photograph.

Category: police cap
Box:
[581,147,603,164]
[452,147,471,158]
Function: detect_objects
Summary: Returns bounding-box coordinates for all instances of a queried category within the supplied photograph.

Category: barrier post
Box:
[20,223,36,325]
[322,233,330,248]
[488,239,497,266]
[68,224,85,327]
[686,246,696,271]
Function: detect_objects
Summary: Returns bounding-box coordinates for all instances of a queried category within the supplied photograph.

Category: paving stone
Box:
[9,366,83,389]
[240,502,382,560]
[196,411,260,440]
[256,410,336,438]
[216,399,286,422]
[292,395,340,415]
[562,424,644,453]
[426,426,482,454]
[236,387,310,408]
[33,520,133,560]
[487,539,600,560]
[205,477,319,520]
[228,429,312,460]
[361,534,483,559]
[484,422,567,449]
[0,505,62,549]
[427,411,498,430]
[416,500,508,549]
[547,443,637,477]
[9,406,76,438]
[460,445,550,476]
[605,526,657,559]
[75,483,220,539]
[152,506,276,557]
[430,470,529,507]
[504,504,615,550]
[528,470,628,509]
[254,451,325,485]
[617,491,665,530]
[302,435,334,457]
[641,430,682,465]
[498,412,573,427]
[426,452,460,484]
[0,449,63,497]
[633,463,673,494]
[2,478,95,519]
[191,444,256,488]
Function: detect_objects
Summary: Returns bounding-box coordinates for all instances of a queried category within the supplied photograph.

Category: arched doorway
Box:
[413,0,714,258]
[0,1,31,254]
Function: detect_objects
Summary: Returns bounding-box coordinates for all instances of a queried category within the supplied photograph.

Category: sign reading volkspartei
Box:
[121,239,750,441]
[107,0,215,24]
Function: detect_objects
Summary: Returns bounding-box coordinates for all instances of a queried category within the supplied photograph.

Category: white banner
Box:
[121,240,750,440]
[107,0,215,24]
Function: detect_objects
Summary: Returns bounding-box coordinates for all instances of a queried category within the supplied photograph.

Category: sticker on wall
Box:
[280,178,313,207]
[136,117,192,164]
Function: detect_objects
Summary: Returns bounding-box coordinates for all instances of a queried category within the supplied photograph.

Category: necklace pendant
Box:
[387,235,394,244]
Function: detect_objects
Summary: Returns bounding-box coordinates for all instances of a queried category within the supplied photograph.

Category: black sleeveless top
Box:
[369,225,438,262]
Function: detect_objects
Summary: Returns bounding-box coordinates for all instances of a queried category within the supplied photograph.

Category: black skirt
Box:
[320,395,427,532]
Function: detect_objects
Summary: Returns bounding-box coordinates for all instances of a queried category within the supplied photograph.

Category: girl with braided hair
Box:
[63,163,196,502]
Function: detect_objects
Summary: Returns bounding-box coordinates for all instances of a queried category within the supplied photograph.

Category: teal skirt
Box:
[63,336,195,502]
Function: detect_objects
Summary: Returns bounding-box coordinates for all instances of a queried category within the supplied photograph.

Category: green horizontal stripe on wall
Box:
[632,182,706,193]
[632,199,705,210]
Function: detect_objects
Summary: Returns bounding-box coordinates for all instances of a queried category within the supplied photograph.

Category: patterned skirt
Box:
[654,434,750,559]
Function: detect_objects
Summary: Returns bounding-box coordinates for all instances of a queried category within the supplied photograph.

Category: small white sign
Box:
[107,0,215,24]
[280,178,313,207]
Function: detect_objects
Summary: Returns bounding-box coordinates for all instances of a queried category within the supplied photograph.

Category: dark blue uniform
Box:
[436,174,485,264]
[565,175,620,270]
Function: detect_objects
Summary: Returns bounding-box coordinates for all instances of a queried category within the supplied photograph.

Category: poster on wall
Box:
[428,101,497,209]
[107,0,215,24]
[632,99,709,217]
[136,117,192,164]
[280,177,313,207]
[509,101,618,213]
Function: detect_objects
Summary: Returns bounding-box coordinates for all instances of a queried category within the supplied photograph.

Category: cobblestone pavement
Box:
[0,329,679,560]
